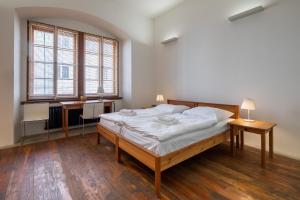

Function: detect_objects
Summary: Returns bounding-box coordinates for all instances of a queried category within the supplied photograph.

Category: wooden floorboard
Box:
[0,133,299,200]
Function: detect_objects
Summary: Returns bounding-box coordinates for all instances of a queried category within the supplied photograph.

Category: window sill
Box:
[21,96,123,105]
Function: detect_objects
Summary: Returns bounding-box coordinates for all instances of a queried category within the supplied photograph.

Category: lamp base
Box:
[243,119,255,123]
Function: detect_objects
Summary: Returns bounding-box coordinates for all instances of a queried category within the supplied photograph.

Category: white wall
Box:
[13,13,22,143]
[154,0,300,159]
[0,7,15,147]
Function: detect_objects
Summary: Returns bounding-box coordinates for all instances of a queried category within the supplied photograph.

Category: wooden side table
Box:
[228,119,277,168]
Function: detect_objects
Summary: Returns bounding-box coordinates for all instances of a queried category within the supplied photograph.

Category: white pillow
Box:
[183,107,234,122]
[154,104,189,114]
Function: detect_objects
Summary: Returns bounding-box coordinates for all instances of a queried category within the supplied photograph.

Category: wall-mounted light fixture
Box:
[229,6,265,22]
[161,37,178,45]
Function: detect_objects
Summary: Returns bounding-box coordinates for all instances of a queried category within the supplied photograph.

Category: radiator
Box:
[48,106,63,129]
[46,106,98,130]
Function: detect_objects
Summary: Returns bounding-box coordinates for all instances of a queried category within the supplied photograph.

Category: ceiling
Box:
[1,0,185,19]
[111,0,185,18]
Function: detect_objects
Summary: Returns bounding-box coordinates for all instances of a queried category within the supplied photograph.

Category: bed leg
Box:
[115,137,121,162]
[155,158,161,198]
[97,133,101,144]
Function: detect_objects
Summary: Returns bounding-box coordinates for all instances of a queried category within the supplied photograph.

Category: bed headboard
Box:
[167,99,240,119]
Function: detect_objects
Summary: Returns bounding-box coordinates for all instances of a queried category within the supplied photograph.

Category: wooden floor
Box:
[0,133,299,200]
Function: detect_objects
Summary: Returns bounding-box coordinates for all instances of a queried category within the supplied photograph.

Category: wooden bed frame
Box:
[96,100,240,197]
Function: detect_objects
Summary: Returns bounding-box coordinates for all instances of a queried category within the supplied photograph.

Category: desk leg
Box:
[261,133,266,168]
[236,134,240,149]
[230,125,234,156]
[63,108,69,138]
[269,128,273,159]
[62,108,65,133]
[240,130,244,151]
[97,133,100,144]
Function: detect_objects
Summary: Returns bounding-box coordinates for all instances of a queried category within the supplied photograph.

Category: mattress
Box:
[100,117,233,156]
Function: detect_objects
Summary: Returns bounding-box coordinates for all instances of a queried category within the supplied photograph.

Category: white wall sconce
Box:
[229,6,265,22]
[161,37,178,45]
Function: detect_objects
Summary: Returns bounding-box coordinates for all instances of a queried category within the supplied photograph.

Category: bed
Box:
[97,103,192,144]
[97,100,240,197]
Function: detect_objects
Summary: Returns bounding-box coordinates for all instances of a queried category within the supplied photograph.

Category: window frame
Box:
[27,21,120,101]
[83,33,119,97]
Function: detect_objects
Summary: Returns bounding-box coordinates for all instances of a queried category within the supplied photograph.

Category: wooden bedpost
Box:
[115,137,121,162]
[155,157,161,198]
[97,133,100,144]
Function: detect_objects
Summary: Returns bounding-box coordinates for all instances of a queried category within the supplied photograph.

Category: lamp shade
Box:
[97,86,104,94]
[241,98,256,110]
[156,94,164,103]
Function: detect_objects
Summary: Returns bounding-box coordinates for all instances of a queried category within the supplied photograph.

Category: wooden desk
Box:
[61,100,115,137]
[228,119,277,168]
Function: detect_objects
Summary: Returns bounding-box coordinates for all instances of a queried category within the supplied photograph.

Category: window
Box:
[28,22,119,100]
[29,23,78,99]
[84,34,118,96]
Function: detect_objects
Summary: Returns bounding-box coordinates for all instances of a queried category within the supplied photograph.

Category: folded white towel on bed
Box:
[153,116,179,125]
[119,109,137,116]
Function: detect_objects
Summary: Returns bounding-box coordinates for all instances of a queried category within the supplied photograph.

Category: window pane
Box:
[34,63,54,78]
[85,54,99,66]
[33,79,54,95]
[34,63,45,78]
[103,56,113,68]
[45,48,54,62]
[45,32,54,47]
[85,66,99,80]
[34,47,53,62]
[85,80,99,94]
[34,46,44,61]
[45,64,54,78]
[85,38,99,53]
[33,79,44,94]
[34,30,44,45]
[33,30,54,47]
[58,33,74,49]
[103,41,113,55]
[103,81,114,93]
[58,65,74,80]
[57,50,74,65]
[45,79,54,94]
[57,65,75,95]
[57,80,74,95]
[103,67,113,81]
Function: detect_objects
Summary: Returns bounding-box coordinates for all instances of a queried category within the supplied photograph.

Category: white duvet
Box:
[123,113,218,141]
[100,106,186,125]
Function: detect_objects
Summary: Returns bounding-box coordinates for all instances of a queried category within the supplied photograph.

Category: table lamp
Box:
[156,94,164,105]
[97,86,104,102]
[241,98,256,122]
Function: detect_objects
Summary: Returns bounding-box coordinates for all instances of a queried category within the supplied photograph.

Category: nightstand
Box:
[228,119,277,168]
